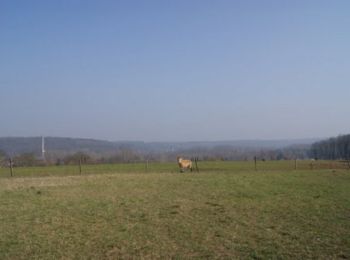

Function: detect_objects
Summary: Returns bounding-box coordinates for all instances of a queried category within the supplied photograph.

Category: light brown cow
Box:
[177,156,192,172]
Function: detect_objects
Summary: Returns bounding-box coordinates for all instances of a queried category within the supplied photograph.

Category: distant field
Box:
[0,166,349,259]
[0,160,348,178]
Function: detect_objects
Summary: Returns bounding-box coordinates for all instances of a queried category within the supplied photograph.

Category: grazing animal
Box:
[177,157,193,172]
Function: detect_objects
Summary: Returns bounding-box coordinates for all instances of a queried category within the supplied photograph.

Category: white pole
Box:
[42,136,46,161]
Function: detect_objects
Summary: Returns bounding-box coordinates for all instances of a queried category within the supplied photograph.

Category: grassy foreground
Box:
[0,170,349,259]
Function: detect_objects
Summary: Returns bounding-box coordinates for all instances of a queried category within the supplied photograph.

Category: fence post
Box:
[254,156,257,171]
[194,157,199,173]
[145,159,149,172]
[9,158,13,177]
[79,157,82,175]
[294,159,297,170]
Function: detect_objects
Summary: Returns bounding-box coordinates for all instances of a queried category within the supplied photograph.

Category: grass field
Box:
[0,162,349,259]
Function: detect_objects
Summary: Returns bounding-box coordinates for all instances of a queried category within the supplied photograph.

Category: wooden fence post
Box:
[254,156,257,171]
[145,159,149,172]
[194,157,199,173]
[9,158,13,177]
[79,157,82,175]
[294,159,297,170]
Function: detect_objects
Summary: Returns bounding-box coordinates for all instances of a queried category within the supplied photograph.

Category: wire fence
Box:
[0,159,349,178]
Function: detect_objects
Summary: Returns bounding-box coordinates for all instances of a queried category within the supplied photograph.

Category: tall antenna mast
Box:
[42,136,46,161]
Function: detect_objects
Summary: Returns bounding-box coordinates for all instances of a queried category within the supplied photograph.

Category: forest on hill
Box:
[1,135,349,166]
[310,134,350,160]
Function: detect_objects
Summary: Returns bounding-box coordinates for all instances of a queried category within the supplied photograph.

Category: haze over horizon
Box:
[1,1,349,142]
[0,135,322,144]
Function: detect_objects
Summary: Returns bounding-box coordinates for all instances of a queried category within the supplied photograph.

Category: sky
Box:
[0,1,349,142]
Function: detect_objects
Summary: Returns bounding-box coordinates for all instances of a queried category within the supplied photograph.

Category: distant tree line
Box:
[1,134,349,167]
[310,134,350,160]
[0,146,311,167]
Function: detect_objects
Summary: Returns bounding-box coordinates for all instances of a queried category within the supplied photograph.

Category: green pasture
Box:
[0,164,349,259]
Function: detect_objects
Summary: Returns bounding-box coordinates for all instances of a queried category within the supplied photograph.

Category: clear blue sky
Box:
[1,1,349,141]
